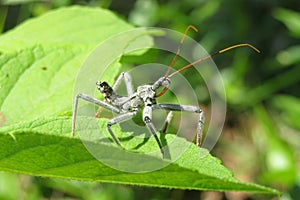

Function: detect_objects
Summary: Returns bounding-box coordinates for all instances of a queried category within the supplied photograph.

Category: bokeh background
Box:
[0,0,299,199]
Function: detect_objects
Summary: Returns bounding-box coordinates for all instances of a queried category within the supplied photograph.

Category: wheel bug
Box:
[72,25,260,158]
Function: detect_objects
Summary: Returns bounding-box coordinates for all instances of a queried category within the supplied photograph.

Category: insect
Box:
[72,25,260,158]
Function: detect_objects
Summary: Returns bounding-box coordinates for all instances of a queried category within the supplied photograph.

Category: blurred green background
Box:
[0,0,299,199]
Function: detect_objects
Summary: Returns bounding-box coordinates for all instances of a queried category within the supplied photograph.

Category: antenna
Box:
[168,43,260,78]
[155,26,260,98]
[164,25,198,77]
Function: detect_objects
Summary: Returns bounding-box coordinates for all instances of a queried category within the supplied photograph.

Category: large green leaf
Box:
[0,6,136,125]
[0,6,279,194]
[0,6,133,52]
[0,45,86,124]
[0,117,279,194]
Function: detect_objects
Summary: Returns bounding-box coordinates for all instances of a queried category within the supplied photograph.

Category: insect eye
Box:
[96,81,111,93]
[100,82,109,87]
[96,81,104,91]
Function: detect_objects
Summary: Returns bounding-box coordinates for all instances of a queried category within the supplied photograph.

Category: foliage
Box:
[0,0,299,199]
[0,5,279,195]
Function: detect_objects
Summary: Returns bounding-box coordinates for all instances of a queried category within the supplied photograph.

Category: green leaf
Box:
[0,6,134,53]
[0,6,151,125]
[253,105,297,186]
[0,0,44,5]
[273,8,300,38]
[242,65,300,107]
[271,95,300,131]
[276,45,300,66]
[0,45,86,124]
[0,117,279,194]
[0,6,7,34]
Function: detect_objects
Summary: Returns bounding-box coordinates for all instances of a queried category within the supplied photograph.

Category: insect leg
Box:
[143,105,164,158]
[113,72,134,96]
[153,104,204,147]
[161,111,173,134]
[72,93,120,136]
[107,111,137,147]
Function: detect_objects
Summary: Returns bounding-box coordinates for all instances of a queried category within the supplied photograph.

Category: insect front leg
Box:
[72,93,120,136]
[107,111,137,147]
[143,105,164,158]
[113,72,134,96]
[153,104,204,147]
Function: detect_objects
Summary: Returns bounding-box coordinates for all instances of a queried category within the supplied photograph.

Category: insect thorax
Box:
[137,85,156,103]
